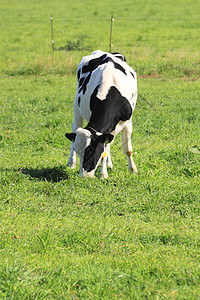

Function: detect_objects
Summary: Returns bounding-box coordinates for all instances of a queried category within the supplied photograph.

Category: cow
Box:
[65,50,137,178]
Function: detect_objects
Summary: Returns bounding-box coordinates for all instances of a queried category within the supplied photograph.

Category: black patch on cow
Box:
[83,136,104,172]
[77,68,81,80]
[88,85,132,133]
[130,71,135,79]
[112,60,126,75]
[111,52,126,62]
[82,54,107,73]
[79,77,85,88]
[81,55,126,76]
[78,72,92,94]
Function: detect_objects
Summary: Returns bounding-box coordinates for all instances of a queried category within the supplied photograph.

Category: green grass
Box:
[0,0,200,299]
[1,0,200,77]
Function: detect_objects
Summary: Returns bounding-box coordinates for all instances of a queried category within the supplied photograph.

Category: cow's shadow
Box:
[21,166,70,182]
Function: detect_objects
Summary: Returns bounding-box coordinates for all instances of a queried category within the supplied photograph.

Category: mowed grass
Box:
[0,0,200,299]
[1,76,199,299]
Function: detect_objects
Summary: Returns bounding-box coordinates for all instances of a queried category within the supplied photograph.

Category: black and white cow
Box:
[65,50,137,178]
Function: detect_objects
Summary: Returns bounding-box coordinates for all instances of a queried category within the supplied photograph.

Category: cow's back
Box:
[76,50,137,121]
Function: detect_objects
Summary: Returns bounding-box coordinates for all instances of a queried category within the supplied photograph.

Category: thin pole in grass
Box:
[50,15,54,65]
[109,15,114,53]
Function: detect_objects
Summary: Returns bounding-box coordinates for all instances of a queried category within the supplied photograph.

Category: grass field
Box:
[0,0,200,299]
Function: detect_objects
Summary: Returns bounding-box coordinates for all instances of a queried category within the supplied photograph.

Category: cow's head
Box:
[65,128,113,177]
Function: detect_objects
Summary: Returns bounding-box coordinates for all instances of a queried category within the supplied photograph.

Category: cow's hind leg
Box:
[121,122,137,173]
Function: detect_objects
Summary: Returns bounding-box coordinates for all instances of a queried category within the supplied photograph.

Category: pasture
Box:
[0,0,199,298]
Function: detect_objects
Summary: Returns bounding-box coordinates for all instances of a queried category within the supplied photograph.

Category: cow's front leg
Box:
[67,142,76,169]
[100,144,112,178]
[105,143,113,169]
[101,153,108,179]
[67,110,83,169]
[122,122,137,173]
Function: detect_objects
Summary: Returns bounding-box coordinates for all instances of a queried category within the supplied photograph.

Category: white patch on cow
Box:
[96,62,115,100]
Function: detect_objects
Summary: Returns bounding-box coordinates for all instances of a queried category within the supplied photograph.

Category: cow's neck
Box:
[86,85,132,134]
[86,114,118,134]
[85,125,101,135]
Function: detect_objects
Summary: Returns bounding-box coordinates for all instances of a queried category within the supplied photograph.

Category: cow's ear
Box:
[65,133,76,142]
[98,134,114,144]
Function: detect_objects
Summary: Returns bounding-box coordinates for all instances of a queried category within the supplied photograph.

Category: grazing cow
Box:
[65,50,137,178]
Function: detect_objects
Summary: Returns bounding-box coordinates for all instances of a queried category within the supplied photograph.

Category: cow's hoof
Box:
[82,170,95,178]
[107,163,113,169]
[101,172,108,179]
[67,161,76,169]
[129,167,137,173]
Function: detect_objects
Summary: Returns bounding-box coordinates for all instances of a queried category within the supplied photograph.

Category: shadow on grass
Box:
[20,166,70,182]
